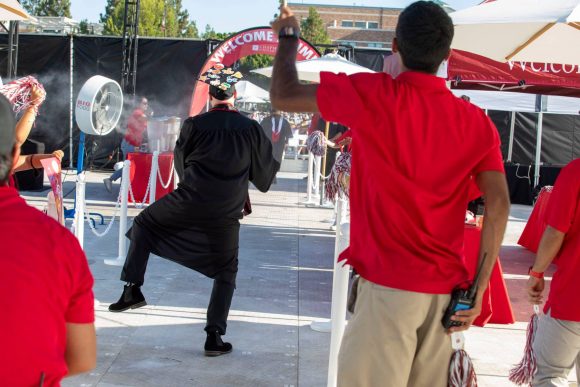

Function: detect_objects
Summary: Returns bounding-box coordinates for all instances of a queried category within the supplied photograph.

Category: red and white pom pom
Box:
[325,152,351,201]
[509,305,540,386]
[0,75,46,115]
[449,333,478,387]
[306,130,326,157]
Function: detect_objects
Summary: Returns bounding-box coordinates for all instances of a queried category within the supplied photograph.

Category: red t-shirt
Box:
[317,71,504,294]
[124,108,147,146]
[0,187,94,386]
[543,158,580,321]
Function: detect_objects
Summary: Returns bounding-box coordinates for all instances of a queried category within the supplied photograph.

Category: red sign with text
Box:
[189,27,320,116]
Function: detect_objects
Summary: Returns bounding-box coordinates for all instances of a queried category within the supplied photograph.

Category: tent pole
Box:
[533,111,543,188]
[507,111,516,162]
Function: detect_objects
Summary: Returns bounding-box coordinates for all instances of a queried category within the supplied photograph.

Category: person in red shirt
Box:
[104,97,150,192]
[270,2,510,385]
[527,158,580,386]
[0,94,96,386]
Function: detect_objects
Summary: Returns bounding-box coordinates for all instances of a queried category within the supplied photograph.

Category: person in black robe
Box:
[260,109,293,183]
[108,66,279,357]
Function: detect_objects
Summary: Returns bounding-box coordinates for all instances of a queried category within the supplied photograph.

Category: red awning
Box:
[449,49,580,97]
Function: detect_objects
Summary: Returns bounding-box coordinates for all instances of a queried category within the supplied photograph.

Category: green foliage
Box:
[79,19,90,34]
[22,0,71,17]
[238,55,274,72]
[300,7,331,45]
[201,25,231,40]
[100,0,199,38]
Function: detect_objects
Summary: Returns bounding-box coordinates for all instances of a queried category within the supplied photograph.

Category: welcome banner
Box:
[189,27,320,116]
[449,49,580,97]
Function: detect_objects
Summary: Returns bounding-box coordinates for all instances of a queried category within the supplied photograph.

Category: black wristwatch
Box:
[279,26,299,39]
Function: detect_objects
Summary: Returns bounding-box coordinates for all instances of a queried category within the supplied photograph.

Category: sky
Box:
[71,0,481,33]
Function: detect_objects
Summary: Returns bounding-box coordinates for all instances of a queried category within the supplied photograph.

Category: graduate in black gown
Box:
[260,109,293,179]
[109,65,279,356]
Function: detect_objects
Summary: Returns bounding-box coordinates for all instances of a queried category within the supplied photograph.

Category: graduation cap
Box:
[198,64,243,101]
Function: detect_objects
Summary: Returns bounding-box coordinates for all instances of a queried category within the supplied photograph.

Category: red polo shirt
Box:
[543,158,580,321]
[0,187,94,386]
[317,71,504,294]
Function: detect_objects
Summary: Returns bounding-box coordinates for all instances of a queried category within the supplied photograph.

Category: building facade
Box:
[289,1,454,49]
[289,2,401,49]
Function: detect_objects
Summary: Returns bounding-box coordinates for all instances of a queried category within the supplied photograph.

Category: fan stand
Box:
[63,132,105,229]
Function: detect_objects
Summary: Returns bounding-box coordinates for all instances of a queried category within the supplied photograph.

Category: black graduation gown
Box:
[260,115,293,162]
[126,105,279,279]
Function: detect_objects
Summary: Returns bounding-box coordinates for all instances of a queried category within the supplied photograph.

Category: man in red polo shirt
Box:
[270,2,510,385]
[527,158,580,386]
[0,94,96,386]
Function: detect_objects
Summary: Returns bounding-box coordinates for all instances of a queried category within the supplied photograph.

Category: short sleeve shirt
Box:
[317,71,504,294]
[0,187,94,386]
[543,158,580,321]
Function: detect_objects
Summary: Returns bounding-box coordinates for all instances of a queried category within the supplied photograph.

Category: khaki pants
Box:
[338,278,453,387]
[533,312,580,387]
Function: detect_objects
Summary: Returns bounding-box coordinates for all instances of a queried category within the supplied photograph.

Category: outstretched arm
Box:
[270,6,319,113]
[450,171,510,332]
[526,226,565,304]
[14,85,45,146]
[13,150,63,173]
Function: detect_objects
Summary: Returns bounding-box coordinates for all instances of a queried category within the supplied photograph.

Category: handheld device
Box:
[442,253,487,329]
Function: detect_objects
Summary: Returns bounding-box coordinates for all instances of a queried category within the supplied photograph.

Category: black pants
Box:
[121,234,237,336]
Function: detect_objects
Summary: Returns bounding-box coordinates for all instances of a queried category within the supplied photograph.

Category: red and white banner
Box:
[189,27,320,116]
[449,49,580,97]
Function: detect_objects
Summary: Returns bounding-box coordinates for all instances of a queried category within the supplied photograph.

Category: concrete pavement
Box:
[18,166,577,387]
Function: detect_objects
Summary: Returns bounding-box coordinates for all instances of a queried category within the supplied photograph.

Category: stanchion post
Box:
[306,152,314,202]
[105,160,131,266]
[320,121,331,205]
[149,151,159,203]
[75,172,86,249]
[327,197,351,387]
[313,155,321,197]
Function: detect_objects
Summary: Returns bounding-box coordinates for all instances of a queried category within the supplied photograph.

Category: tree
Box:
[201,25,231,41]
[79,19,90,34]
[22,0,72,17]
[175,0,198,38]
[300,7,331,45]
[100,0,199,38]
[239,55,273,72]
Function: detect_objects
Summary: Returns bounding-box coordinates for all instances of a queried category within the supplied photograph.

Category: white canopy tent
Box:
[0,0,33,21]
[252,53,375,83]
[236,95,267,104]
[451,0,580,186]
[453,90,580,114]
[451,0,580,65]
[234,80,269,101]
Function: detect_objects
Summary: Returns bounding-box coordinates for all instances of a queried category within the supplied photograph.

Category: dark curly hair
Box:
[0,154,12,185]
[396,1,454,74]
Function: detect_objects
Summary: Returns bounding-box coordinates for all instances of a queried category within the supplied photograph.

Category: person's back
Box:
[0,93,95,387]
[269,2,510,385]
[331,71,501,293]
[175,108,274,220]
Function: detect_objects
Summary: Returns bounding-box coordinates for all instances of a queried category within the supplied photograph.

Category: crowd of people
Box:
[0,1,578,386]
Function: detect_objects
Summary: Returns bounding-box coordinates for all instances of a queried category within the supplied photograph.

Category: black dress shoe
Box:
[109,284,147,312]
[204,331,232,357]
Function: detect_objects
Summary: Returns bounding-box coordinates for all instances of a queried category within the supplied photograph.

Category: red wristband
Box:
[529,267,544,279]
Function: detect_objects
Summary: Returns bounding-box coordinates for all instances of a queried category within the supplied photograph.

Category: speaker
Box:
[14,139,45,191]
